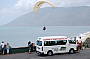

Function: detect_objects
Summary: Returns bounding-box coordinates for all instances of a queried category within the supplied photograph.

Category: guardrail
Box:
[0,46,36,55]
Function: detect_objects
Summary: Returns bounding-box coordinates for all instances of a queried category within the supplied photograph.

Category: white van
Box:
[36,36,78,56]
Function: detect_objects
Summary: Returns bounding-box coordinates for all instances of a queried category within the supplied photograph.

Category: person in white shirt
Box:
[0,41,5,54]
[28,41,32,54]
[1,42,4,48]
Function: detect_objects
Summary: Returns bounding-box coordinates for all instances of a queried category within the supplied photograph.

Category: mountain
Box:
[5,6,90,26]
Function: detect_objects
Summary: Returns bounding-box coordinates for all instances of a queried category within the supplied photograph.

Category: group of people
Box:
[0,41,35,55]
[0,41,11,55]
[28,41,36,54]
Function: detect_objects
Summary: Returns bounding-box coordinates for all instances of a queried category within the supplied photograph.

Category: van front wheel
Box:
[69,49,75,54]
[47,51,53,56]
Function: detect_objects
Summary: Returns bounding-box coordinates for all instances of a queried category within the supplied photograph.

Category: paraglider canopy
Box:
[33,0,56,12]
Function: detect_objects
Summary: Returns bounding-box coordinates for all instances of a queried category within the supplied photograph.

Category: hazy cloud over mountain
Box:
[0,0,90,25]
[6,6,90,26]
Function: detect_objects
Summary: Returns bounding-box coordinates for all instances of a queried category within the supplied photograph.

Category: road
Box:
[0,49,90,59]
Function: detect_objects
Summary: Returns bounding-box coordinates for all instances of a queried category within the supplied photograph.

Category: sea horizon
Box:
[0,26,90,48]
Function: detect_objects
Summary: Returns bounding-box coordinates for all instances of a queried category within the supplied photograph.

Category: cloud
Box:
[15,0,36,10]
[14,0,90,11]
[0,8,21,25]
[53,0,90,7]
[0,0,90,25]
[0,0,35,25]
[12,0,90,10]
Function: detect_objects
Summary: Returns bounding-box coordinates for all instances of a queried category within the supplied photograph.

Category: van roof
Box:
[38,36,67,38]
[37,36,68,41]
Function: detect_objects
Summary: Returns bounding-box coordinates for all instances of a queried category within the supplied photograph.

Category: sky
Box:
[0,0,90,25]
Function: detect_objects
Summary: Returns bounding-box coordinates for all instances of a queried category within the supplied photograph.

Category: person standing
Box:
[0,41,5,54]
[0,45,2,54]
[3,44,7,55]
[6,43,11,54]
[28,41,32,54]
[77,40,80,52]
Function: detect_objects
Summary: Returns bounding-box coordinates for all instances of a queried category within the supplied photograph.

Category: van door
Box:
[36,40,43,52]
[57,40,67,53]
[44,41,58,54]
[68,40,77,50]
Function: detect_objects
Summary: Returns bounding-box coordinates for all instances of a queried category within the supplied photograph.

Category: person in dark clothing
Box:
[28,41,32,53]
[43,26,46,31]
[0,45,2,54]
[3,45,7,55]
[31,43,36,52]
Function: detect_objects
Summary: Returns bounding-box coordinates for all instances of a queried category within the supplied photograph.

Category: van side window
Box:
[57,40,67,45]
[44,40,67,46]
[44,41,56,46]
[68,40,76,44]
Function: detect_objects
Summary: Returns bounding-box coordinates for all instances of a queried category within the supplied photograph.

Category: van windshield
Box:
[37,40,42,46]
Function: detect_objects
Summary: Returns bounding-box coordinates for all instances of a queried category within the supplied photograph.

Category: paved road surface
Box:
[0,49,90,59]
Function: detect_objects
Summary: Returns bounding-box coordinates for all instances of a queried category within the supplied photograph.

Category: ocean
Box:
[0,26,90,48]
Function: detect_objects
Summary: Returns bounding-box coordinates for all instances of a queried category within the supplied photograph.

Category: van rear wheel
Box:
[47,51,53,56]
[69,49,74,54]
